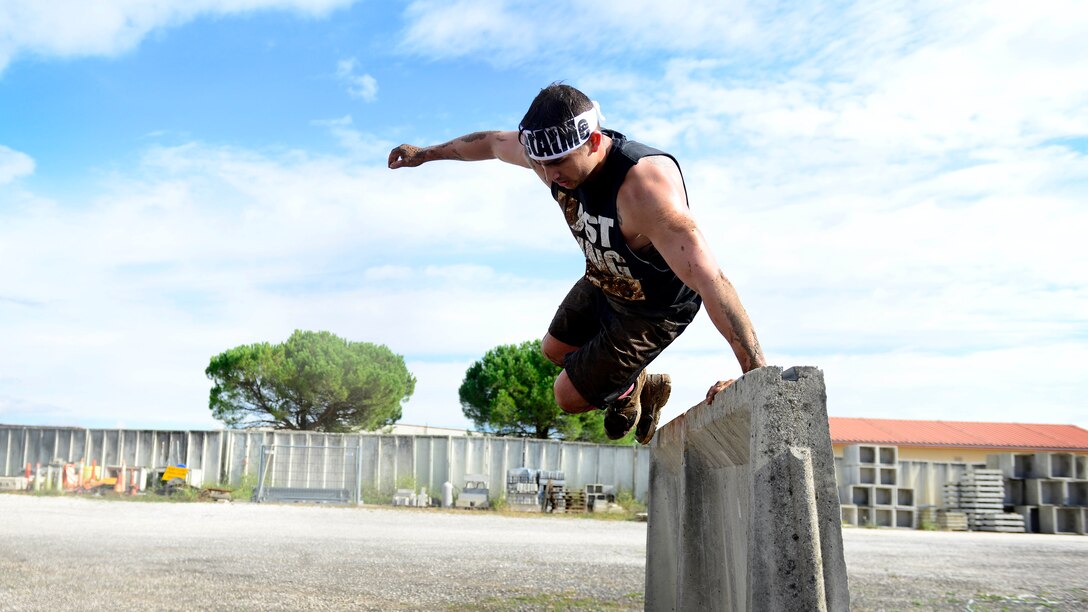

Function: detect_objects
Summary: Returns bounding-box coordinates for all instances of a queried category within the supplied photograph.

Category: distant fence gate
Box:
[255,445,361,504]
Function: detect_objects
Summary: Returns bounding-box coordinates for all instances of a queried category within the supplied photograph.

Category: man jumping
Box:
[388,83,765,445]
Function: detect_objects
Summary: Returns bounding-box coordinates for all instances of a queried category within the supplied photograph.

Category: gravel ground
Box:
[1,494,1085,611]
[843,527,1087,610]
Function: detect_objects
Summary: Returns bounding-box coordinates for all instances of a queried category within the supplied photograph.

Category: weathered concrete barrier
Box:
[645,366,849,611]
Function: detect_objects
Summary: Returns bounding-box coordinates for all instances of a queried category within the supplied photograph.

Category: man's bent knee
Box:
[554,371,594,414]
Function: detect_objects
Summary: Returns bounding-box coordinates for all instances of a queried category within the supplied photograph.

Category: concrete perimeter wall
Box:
[0,427,650,501]
[645,366,849,611]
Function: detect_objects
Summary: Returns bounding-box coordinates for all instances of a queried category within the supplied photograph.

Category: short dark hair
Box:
[519,82,592,132]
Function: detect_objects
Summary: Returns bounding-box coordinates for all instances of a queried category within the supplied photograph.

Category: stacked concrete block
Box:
[988,452,1087,535]
[1038,505,1082,535]
[838,443,915,528]
[1070,481,1088,506]
[1025,479,1065,505]
[584,483,616,512]
[895,489,916,528]
[645,366,849,612]
[839,500,857,524]
[506,468,542,511]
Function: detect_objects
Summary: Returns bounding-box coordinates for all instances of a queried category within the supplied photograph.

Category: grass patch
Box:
[361,484,393,505]
[28,486,67,497]
[362,476,423,505]
[465,590,642,611]
[229,472,258,502]
[613,488,645,514]
[964,592,1063,610]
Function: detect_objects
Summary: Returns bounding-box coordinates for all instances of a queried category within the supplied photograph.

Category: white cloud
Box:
[335,58,378,102]
[0,145,34,184]
[399,0,759,65]
[0,0,357,74]
[400,0,530,63]
[607,3,1088,158]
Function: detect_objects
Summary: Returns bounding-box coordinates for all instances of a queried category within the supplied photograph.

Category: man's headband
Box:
[519,101,605,162]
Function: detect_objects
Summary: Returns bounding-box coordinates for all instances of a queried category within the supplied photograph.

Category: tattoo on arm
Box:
[433,141,466,161]
[430,131,498,162]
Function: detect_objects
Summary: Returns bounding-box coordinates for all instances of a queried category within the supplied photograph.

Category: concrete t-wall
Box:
[645,366,849,611]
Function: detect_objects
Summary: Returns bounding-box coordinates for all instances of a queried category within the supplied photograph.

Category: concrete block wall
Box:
[989,453,1087,535]
[838,443,915,528]
[645,366,849,612]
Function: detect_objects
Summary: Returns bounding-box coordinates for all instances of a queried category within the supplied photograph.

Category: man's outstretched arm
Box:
[388,131,530,169]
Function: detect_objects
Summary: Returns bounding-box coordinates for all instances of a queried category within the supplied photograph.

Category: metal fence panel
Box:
[255,444,360,504]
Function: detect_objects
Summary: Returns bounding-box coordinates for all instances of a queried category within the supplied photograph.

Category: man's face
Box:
[535,138,596,189]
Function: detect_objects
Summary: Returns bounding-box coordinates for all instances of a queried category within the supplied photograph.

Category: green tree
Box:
[206,330,416,432]
[459,340,630,443]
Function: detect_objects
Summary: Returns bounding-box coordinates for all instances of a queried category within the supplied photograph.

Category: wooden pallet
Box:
[564,491,587,513]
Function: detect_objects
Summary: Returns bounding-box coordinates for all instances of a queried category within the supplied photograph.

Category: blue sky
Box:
[1,0,1086,432]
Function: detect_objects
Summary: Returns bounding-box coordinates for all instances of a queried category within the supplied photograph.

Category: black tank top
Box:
[551,130,700,312]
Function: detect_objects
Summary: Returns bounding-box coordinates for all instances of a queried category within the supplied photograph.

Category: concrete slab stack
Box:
[645,366,849,611]
[838,443,916,528]
[936,509,969,531]
[988,452,1087,535]
[942,468,1023,532]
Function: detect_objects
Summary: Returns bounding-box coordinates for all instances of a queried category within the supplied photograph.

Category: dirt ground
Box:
[1,494,1085,610]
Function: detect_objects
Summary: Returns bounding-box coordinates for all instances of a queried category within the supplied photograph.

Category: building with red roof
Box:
[829,417,1088,464]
